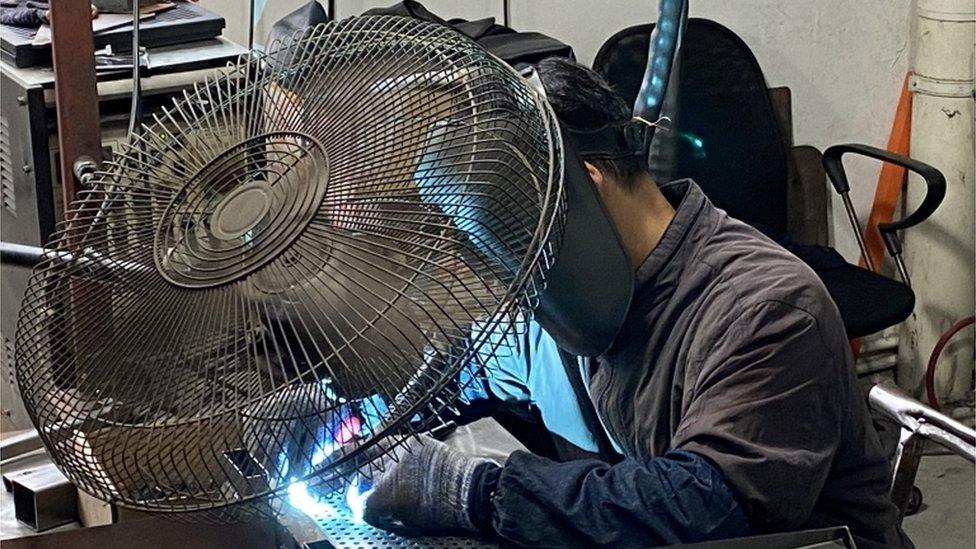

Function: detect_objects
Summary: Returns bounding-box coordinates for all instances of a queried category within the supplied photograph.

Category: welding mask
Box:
[526,69,660,357]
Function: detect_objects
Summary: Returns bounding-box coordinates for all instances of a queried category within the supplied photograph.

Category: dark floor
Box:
[901,454,976,549]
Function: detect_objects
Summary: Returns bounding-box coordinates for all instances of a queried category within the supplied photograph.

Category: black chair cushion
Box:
[818,263,915,339]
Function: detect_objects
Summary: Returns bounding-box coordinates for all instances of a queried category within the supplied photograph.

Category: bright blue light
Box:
[287,477,373,524]
[310,437,341,467]
[345,478,373,524]
[360,393,389,434]
[287,479,340,518]
[692,137,704,148]
[319,378,340,402]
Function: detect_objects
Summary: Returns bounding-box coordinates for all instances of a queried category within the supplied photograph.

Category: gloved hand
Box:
[364,434,489,533]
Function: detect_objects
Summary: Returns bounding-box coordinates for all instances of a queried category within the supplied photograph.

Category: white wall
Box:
[201,0,914,259]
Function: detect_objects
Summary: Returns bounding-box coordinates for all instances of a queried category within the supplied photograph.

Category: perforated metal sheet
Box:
[268,422,518,548]
[308,491,496,549]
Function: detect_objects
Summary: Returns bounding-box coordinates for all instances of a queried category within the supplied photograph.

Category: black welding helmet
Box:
[528,0,686,356]
[522,67,649,357]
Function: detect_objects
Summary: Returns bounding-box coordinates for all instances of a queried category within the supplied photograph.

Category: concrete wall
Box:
[200,0,914,259]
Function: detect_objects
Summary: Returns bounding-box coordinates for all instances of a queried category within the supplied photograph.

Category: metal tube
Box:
[0,242,149,273]
[917,423,976,462]
[840,192,875,272]
[869,382,976,520]
[868,382,976,452]
[8,462,79,531]
[892,253,913,288]
[889,429,925,519]
[0,242,47,268]
[0,429,42,462]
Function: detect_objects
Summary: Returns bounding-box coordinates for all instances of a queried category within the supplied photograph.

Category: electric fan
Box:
[13,15,575,515]
[11,6,655,519]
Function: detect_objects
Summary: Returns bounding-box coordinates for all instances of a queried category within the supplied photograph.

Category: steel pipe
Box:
[869,382,976,457]
[0,242,150,274]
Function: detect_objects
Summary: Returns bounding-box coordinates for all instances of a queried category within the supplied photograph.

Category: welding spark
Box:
[283,388,381,523]
[345,477,373,524]
[286,476,373,524]
[310,437,341,467]
[287,479,339,518]
[337,415,362,445]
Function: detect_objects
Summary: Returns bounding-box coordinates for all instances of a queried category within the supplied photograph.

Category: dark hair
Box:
[535,57,647,188]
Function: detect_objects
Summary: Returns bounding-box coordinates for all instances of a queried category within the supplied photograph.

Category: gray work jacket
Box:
[583,179,909,547]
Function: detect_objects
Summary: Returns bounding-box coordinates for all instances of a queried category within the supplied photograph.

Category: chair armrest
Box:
[822,144,946,257]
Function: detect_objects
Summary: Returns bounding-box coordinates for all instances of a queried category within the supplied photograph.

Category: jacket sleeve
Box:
[671,299,845,531]
[485,449,750,548]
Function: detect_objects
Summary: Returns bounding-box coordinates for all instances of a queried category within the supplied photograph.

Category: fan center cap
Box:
[210,181,272,240]
[154,131,329,289]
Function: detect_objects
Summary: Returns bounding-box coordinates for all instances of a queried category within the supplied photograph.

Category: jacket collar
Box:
[633,179,709,288]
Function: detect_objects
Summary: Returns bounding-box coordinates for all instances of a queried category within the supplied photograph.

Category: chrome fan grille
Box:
[15,16,564,514]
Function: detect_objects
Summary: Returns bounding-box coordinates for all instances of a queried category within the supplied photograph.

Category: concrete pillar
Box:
[898,0,975,403]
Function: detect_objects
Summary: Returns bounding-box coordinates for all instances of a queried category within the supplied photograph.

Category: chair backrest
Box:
[594,19,789,235]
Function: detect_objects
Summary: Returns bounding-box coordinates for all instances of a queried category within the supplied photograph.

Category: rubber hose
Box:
[925,316,975,410]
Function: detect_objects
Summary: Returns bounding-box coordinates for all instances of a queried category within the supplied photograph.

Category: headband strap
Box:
[562,117,669,161]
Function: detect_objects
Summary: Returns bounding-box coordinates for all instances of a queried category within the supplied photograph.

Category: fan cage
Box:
[14,15,566,516]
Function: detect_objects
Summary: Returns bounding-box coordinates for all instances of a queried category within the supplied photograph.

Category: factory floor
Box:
[901,454,975,549]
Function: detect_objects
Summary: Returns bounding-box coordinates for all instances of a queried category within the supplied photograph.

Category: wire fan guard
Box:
[15,16,565,514]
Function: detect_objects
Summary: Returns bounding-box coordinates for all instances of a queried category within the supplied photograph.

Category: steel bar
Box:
[868,382,976,519]
[892,253,912,288]
[0,430,42,462]
[888,428,925,519]
[0,243,46,268]
[0,242,149,273]
[8,463,78,531]
[49,1,103,211]
[840,192,875,272]
[868,383,976,453]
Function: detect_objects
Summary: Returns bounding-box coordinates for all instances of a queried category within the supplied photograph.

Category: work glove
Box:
[363,434,489,534]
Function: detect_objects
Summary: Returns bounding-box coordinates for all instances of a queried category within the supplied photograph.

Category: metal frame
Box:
[868,383,976,520]
[7,462,78,532]
[822,143,947,287]
[0,429,42,462]
[48,1,104,210]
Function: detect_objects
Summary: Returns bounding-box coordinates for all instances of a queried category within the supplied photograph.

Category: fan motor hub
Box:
[153,131,329,288]
[209,181,273,240]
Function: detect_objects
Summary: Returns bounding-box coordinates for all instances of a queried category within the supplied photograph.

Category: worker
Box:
[358,57,911,548]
